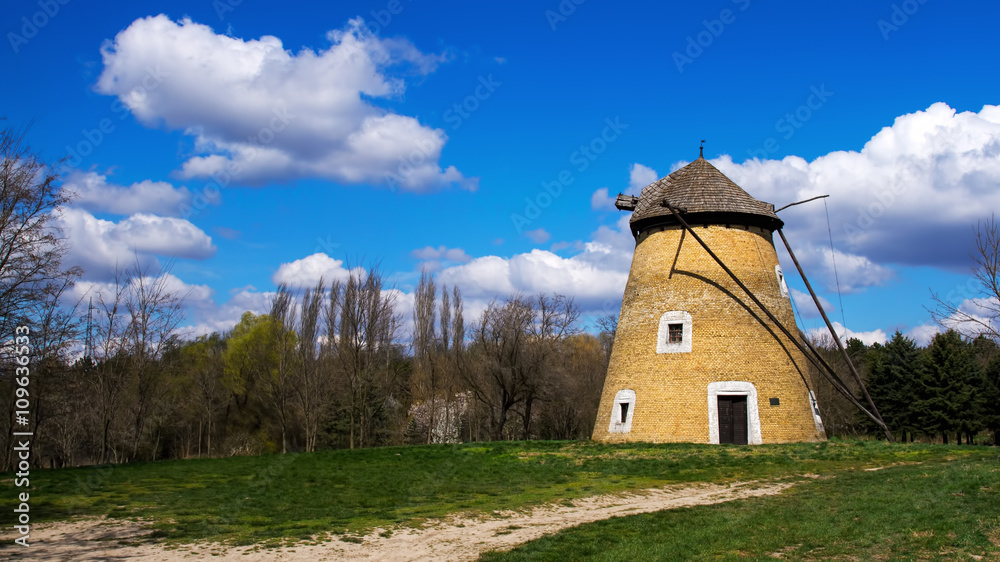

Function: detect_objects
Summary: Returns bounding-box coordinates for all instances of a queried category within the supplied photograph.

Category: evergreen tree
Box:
[980,357,1000,445]
[865,332,921,440]
[915,330,979,443]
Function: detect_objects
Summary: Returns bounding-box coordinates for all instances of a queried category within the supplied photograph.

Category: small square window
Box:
[668,323,683,344]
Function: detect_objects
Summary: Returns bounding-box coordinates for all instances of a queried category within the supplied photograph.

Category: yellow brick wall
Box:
[592,224,826,444]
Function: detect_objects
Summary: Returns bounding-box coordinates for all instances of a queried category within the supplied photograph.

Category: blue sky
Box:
[3,0,999,343]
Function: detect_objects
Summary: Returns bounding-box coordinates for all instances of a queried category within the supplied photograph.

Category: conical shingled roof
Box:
[629,156,782,232]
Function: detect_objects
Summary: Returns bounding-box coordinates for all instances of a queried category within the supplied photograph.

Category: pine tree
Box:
[865,332,921,441]
[980,357,1000,445]
[915,330,979,443]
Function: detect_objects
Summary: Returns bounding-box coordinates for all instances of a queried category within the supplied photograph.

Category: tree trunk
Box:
[522,396,533,440]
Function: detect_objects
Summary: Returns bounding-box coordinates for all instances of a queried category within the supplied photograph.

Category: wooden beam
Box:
[776,229,893,442]
[661,201,891,438]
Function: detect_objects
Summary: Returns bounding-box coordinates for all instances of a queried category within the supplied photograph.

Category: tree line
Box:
[0,126,611,470]
[811,330,1000,444]
[5,124,1000,471]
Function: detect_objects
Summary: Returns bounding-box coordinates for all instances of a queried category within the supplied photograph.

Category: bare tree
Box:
[932,215,1000,341]
[0,126,80,339]
[465,294,535,441]
[123,263,185,461]
[265,285,298,453]
[89,267,133,464]
[596,313,618,362]
[295,280,327,452]
[83,260,186,463]
[328,266,399,448]
[451,285,465,353]
[411,271,438,443]
[521,294,580,438]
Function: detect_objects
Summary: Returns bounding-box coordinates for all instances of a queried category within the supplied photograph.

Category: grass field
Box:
[3,439,999,557]
[483,452,1000,560]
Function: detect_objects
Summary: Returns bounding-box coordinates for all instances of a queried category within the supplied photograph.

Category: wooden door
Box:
[718,395,748,445]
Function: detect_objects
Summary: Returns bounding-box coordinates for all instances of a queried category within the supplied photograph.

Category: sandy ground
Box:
[2,480,795,561]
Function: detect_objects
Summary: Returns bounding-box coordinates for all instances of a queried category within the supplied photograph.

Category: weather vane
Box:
[699,139,706,157]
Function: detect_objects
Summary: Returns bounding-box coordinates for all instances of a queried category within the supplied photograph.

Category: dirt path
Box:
[3,480,795,561]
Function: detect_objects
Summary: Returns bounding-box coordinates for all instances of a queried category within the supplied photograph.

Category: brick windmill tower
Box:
[592,150,827,444]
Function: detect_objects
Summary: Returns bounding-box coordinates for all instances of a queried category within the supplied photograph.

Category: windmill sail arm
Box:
[615,194,639,211]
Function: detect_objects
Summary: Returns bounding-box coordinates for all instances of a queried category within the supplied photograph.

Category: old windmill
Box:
[592,146,889,444]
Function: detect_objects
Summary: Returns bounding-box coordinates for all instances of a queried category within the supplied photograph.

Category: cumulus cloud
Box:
[271,253,363,289]
[590,187,615,211]
[96,15,473,192]
[628,163,659,193]
[790,288,834,319]
[930,296,1000,340]
[712,103,1000,275]
[438,231,631,314]
[70,272,213,306]
[62,171,199,216]
[591,164,659,213]
[906,324,941,346]
[411,245,472,273]
[182,285,277,338]
[55,207,216,279]
[809,321,888,346]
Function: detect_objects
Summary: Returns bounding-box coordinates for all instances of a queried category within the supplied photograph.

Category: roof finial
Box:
[699,139,706,158]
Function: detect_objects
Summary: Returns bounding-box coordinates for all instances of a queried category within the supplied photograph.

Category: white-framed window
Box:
[706,381,763,445]
[657,311,692,353]
[775,265,789,298]
[608,389,636,433]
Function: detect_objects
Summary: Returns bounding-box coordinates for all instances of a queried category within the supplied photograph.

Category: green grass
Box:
[483,452,1000,561]
[2,440,997,550]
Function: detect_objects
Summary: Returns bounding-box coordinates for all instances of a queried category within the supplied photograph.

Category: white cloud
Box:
[906,324,941,346]
[182,285,276,338]
[628,163,659,193]
[61,171,199,216]
[809,321,888,346]
[411,245,471,263]
[712,103,1000,274]
[55,207,216,279]
[438,230,631,314]
[590,187,615,211]
[411,245,472,273]
[790,288,834,319]
[779,245,894,293]
[271,253,362,289]
[96,15,473,192]
[525,228,551,244]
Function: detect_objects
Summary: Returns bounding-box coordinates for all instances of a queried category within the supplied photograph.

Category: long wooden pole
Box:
[776,229,893,442]
[661,202,890,436]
